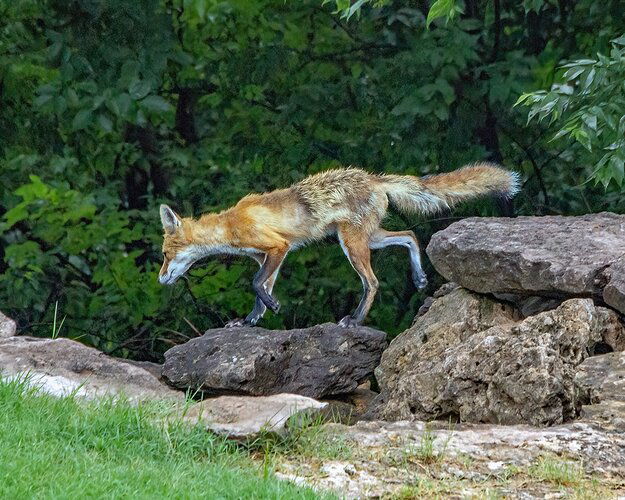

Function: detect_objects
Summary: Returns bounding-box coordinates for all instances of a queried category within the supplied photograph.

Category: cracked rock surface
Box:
[426,213,625,312]
[369,289,623,426]
[162,323,386,398]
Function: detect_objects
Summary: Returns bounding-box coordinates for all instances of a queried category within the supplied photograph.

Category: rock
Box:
[592,307,625,353]
[182,393,327,440]
[0,336,183,402]
[576,351,625,404]
[373,288,516,401]
[275,419,625,498]
[324,419,625,476]
[118,359,166,381]
[433,281,460,298]
[576,348,625,433]
[320,400,359,425]
[580,401,625,431]
[162,323,386,399]
[493,293,563,318]
[575,350,625,430]
[321,384,379,425]
[345,385,378,417]
[415,296,435,317]
[426,213,625,312]
[0,311,16,338]
[603,256,625,319]
[373,293,618,426]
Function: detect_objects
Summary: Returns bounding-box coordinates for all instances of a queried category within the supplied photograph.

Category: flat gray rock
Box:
[426,213,625,312]
[162,323,386,398]
[324,419,625,476]
[0,336,183,402]
[183,393,327,440]
[275,419,625,498]
[0,311,16,338]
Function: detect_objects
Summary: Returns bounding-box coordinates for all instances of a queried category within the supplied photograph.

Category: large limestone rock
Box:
[426,213,625,313]
[0,311,16,338]
[372,290,620,426]
[162,323,386,399]
[183,393,327,440]
[0,336,183,402]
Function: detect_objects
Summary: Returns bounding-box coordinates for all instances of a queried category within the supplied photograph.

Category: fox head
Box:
[158,204,201,285]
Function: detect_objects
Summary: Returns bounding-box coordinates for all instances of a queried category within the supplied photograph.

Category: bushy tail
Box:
[381,162,520,215]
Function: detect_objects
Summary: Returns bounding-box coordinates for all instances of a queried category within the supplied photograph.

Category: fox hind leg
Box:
[337,225,379,327]
[369,229,428,290]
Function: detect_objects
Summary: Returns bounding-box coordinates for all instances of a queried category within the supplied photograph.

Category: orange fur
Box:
[159,164,519,327]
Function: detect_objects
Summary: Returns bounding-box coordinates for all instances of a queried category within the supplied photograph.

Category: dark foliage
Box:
[1,0,623,359]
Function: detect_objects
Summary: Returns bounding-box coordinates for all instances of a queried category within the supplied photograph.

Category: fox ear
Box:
[160,204,181,234]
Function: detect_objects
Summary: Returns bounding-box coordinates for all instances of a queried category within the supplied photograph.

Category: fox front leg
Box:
[225,252,267,328]
[225,251,285,328]
[251,250,286,313]
[225,279,277,327]
[225,299,265,328]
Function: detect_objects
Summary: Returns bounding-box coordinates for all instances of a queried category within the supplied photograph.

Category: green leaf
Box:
[195,0,208,19]
[128,80,151,100]
[3,204,29,227]
[33,94,54,108]
[611,35,625,46]
[140,95,173,113]
[72,109,92,130]
[390,95,421,116]
[523,0,545,13]
[97,114,113,133]
[343,0,367,20]
[563,66,584,81]
[426,0,456,28]
[110,93,132,117]
[582,67,596,90]
[582,113,597,131]
[573,129,592,151]
[610,155,625,186]
[513,93,532,107]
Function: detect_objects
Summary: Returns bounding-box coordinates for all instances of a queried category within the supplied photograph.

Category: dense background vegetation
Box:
[1,0,624,359]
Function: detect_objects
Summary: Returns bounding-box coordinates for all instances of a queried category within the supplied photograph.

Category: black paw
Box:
[225,318,246,328]
[338,315,361,328]
[261,295,281,313]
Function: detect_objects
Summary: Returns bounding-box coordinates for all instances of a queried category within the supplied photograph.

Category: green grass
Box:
[528,456,586,486]
[247,412,353,461]
[0,374,327,499]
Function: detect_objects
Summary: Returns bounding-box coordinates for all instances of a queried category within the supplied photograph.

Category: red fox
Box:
[159,164,519,327]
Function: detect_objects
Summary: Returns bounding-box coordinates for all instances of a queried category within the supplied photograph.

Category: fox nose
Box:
[158,274,169,285]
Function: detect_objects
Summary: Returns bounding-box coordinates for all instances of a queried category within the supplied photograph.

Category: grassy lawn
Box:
[0,375,326,499]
